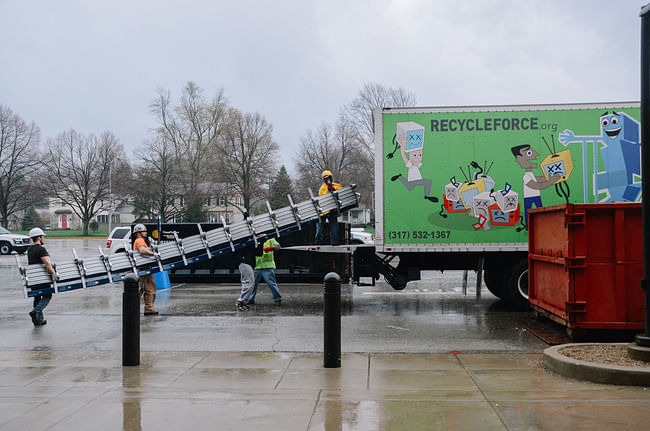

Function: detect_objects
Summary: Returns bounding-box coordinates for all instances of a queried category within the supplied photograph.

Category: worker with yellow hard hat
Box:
[315,170,343,245]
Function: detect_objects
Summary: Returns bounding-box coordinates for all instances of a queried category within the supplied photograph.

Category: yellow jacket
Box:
[318,182,342,216]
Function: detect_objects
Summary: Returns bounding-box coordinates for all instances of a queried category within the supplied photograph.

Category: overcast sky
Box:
[1,0,647,172]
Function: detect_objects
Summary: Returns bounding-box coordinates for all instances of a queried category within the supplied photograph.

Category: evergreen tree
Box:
[21,206,44,230]
[181,201,208,223]
[268,166,294,209]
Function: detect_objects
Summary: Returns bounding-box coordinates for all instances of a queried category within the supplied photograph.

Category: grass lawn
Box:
[12,229,109,238]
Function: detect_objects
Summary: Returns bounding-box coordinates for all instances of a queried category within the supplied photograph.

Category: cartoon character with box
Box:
[390,121,439,203]
[511,144,562,225]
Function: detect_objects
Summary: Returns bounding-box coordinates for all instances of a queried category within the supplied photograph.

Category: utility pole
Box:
[636,3,650,347]
[108,163,112,234]
[107,157,122,234]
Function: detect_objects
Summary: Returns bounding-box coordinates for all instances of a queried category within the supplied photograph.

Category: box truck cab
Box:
[363,102,642,309]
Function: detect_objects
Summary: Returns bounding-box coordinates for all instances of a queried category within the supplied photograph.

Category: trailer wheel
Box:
[483,270,506,300]
[503,258,529,310]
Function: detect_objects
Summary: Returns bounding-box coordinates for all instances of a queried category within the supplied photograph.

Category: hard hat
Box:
[322,170,333,179]
[133,224,147,233]
[28,227,45,238]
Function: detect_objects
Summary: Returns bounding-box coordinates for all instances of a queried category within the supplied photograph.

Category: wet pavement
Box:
[1,239,650,430]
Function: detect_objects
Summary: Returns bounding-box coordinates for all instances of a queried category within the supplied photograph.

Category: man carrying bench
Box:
[27,227,56,326]
[133,224,158,315]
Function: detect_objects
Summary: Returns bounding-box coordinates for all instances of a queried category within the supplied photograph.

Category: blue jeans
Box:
[315,213,339,245]
[249,269,281,302]
[524,196,543,224]
[32,294,52,322]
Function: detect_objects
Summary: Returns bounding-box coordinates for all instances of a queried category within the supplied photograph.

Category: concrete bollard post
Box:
[323,272,341,368]
[123,274,140,366]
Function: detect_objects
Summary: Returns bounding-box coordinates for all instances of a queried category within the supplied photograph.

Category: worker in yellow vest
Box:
[315,170,342,245]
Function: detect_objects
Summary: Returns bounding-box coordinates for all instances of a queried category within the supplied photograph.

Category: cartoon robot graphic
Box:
[558,111,641,202]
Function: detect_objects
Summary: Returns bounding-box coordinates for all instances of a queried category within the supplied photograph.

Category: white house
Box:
[35,198,81,230]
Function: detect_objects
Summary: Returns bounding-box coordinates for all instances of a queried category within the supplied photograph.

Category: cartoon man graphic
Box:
[391,126,438,203]
[511,144,561,225]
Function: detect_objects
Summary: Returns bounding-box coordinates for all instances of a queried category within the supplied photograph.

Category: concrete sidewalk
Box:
[2,349,650,430]
[3,250,650,430]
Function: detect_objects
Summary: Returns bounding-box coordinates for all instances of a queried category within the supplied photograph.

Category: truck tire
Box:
[0,242,11,255]
[503,258,529,310]
[483,269,506,300]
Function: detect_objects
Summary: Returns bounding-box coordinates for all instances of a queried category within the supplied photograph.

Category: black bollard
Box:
[323,272,341,368]
[123,274,140,366]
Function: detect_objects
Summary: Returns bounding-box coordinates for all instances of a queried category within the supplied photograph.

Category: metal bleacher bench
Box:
[16,185,359,298]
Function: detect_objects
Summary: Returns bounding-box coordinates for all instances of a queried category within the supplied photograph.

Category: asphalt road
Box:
[0,238,548,354]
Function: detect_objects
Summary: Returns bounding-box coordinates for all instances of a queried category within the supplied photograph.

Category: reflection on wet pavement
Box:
[6,240,647,429]
[2,351,650,430]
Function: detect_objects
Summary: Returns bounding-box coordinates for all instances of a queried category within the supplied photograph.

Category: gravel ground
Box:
[560,344,650,368]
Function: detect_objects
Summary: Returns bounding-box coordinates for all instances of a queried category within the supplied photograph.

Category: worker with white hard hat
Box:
[27,227,56,326]
[132,224,159,315]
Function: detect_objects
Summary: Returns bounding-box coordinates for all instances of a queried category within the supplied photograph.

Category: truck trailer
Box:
[354,102,642,309]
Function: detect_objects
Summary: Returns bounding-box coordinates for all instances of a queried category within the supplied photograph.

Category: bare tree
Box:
[44,130,126,235]
[0,105,41,228]
[294,119,370,199]
[218,109,279,212]
[339,82,417,156]
[132,137,180,222]
[149,82,228,213]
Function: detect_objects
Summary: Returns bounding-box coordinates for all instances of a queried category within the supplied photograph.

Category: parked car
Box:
[0,227,31,255]
[105,226,132,254]
[350,227,374,245]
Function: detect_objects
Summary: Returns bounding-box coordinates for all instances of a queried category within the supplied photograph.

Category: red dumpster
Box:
[528,203,644,332]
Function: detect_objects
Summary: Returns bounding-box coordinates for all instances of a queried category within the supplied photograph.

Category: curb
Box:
[544,343,650,386]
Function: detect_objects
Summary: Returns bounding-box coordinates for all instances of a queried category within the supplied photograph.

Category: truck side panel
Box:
[374,103,641,253]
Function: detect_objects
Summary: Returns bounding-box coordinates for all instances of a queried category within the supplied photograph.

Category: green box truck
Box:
[361,102,642,309]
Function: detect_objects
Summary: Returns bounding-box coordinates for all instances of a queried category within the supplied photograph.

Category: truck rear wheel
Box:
[483,270,506,300]
[503,258,529,311]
